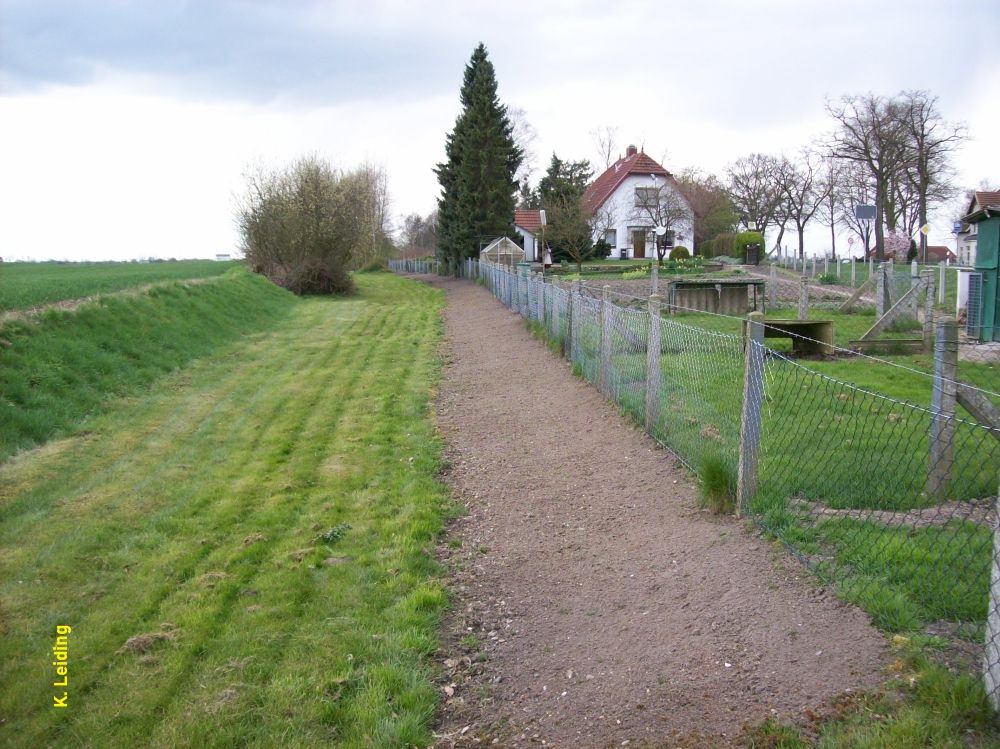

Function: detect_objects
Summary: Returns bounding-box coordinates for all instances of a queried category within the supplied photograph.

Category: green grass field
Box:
[0,272,453,747]
[0,260,238,311]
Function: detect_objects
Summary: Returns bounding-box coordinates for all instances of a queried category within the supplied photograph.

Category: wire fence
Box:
[391,257,1000,709]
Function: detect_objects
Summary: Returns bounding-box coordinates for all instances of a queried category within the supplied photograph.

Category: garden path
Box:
[427,275,887,748]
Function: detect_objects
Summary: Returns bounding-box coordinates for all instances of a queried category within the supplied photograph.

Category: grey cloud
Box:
[0,0,460,103]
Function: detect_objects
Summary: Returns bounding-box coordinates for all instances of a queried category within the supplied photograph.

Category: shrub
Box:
[357,258,387,273]
[697,239,715,257]
[817,271,839,285]
[711,232,737,258]
[669,246,690,260]
[238,156,362,295]
[733,231,765,262]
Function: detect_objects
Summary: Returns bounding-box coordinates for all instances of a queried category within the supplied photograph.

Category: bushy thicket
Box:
[699,231,736,258]
[733,231,765,261]
[238,156,388,295]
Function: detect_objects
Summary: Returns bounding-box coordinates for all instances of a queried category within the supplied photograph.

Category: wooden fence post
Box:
[769,263,777,309]
[928,317,958,499]
[738,311,766,515]
[645,294,662,433]
[939,261,947,305]
[923,271,936,354]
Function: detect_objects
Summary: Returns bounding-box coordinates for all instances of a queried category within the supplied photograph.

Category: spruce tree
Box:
[435,44,522,274]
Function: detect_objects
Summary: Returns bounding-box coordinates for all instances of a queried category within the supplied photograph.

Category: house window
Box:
[634,187,657,208]
[604,229,617,248]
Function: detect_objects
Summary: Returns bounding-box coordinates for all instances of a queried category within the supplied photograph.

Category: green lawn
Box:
[0,260,238,311]
[0,272,452,748]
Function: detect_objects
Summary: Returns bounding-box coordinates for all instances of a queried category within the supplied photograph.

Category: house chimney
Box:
[626,144,637,158]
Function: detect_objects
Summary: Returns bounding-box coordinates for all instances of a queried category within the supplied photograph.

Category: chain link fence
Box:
[393,258,1000,709]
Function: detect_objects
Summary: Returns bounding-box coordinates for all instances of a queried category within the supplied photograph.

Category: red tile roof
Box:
[975,191,1000,210]
[581,149,673,214]
[925,245,956,262]
[514,209,543,233]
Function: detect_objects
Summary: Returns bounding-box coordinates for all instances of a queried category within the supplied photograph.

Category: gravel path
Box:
[426,276,887,748]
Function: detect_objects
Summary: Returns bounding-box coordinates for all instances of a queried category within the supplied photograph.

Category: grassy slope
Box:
[0,260,238,311]
[0,267,295,459]
[0,273,452,747]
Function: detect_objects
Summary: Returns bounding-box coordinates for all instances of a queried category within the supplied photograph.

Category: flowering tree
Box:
[883,229,910,260]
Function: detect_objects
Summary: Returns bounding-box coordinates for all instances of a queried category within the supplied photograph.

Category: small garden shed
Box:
[480,237,525,268]
[963,203,1000,342]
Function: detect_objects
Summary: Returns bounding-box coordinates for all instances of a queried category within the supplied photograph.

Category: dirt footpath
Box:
[427,276,887,747]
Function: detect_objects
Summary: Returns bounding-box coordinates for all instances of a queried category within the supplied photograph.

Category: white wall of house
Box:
[593,174,694,260]
[956,226,977,266]
[513,226,538,262]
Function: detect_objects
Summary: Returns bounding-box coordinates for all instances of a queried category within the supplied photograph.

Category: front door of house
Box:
[632,229,646,259]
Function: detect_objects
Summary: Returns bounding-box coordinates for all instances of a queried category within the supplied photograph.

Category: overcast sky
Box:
[2,0,998,261]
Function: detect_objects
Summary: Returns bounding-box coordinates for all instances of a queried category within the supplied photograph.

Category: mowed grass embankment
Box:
[0,267,295,459]
[0,260,238,311]
[0,272,453,747]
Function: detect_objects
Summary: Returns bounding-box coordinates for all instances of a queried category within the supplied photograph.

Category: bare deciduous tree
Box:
[826,93,911,261]
[628,179,693,264]
[590,125,620,170]
[834,161,877,257]
[899,90,967,261]
[544,194,597,272]
[777,149,830,260]
[508,106,539,186]
[726,153,783,239]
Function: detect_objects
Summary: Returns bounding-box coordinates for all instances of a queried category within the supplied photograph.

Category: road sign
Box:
[848,237,855,245]
[920,224,930,235]
[855,205,876,220]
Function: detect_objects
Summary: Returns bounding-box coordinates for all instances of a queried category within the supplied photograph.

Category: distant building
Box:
[216,253,231,262]
[924,245,957,263]
[513,209,543,262]
[581,145,693,259]
[956,190,1000,265]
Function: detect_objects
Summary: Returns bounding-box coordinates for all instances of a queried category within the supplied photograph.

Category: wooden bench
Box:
[743,318,834,356]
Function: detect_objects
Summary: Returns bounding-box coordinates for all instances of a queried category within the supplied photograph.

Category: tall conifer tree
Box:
[435,44,521,273]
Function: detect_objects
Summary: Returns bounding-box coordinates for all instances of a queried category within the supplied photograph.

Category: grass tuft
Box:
[697,453,737,514]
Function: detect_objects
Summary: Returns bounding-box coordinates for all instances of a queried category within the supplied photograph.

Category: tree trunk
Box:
[829,220,837,260]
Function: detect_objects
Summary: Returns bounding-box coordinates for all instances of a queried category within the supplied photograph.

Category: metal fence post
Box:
[738,311,766,515]
[939,261,946,305]
[798,276,809,320]
[928,317,958,499]
[599,285,611,394]
[985,474,1000,710]
[645,294,662,433]
[851,257,856,288]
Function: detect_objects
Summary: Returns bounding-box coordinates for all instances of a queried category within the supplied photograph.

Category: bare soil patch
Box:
[426,276,888,748]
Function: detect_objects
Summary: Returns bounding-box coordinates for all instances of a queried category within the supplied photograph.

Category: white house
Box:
[956,190,1000,265]
[513,209,543,262]
[581,145,694,260]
